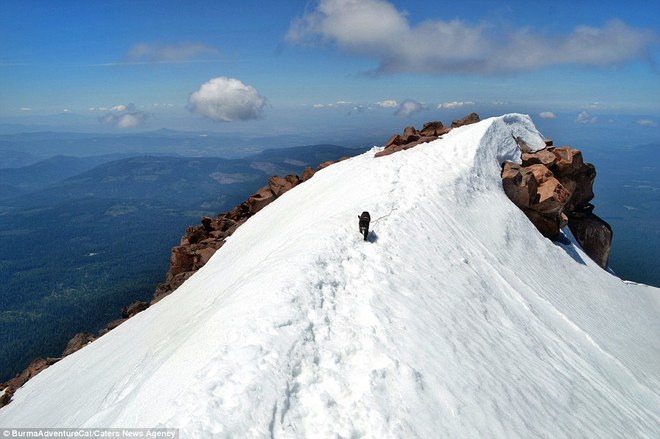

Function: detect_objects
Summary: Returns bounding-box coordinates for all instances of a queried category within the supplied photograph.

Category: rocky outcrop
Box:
[501,144,612,269]
[1,357,60,408]
[451,112,480,128]
[375,113,479,157]
[62,332,96,356]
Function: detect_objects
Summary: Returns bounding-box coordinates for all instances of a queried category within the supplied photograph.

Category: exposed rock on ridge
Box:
[501,141,612,268]
[375,113,480,157]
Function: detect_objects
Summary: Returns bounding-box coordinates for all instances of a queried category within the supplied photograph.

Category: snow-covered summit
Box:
[1,114,659,438]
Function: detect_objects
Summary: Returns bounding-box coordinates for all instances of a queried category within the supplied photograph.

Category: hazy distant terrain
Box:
[0,131,366,381]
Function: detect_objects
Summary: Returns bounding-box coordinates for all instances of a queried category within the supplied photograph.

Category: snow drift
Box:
[1,114,658,438]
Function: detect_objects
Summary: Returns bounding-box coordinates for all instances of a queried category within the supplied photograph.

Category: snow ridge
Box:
[1,114,658,438]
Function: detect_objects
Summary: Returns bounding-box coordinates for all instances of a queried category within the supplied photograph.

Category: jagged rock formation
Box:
[501,142,612,268]
[375,114,480,158]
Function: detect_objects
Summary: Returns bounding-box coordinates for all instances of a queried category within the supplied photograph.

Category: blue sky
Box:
[1,0,659,135]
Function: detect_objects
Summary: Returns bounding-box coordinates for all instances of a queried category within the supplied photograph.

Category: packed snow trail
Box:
[1,114,659,438]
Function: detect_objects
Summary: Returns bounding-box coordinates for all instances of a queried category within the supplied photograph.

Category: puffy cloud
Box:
[375,100,398,108]
[438,101,474,109]
[538,111,556,119]
[637,119,657,127]
[99,103,149,128]
[125,42,221,64]
[576,111,598,124]
[395,99,426,116]
[188,77,267,122]
[286,0,657,75]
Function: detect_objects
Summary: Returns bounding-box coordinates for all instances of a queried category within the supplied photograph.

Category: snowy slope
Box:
[1,114,659,438]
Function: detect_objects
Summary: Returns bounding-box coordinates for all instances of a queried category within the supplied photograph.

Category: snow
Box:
[1,114,659,438]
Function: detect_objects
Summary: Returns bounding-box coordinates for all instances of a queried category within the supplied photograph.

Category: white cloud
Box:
[311,100,352,109]
[375,100,398,108]
[576,111,598,124]
[188,77,267,122]
[637,119,657,127]
[286,0,657,75]
[395,99,426,116]
[99,103,149,128]
[19,107,32,112]
[125,42,221,64]
[539,111,556,119]
[438,101,474,109]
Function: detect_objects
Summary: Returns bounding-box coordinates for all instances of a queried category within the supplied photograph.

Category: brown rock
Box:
[568,210,612,269]
[501,163,538,208]
[0,387,13,408]
[195,247,217,268]
[301,167,315,182]
[247,185,276,214]
[5,357,60,393]
[419,121,447,137]
[170,271,195,291]
[267,175,289,197]
[99,318,127,335]
[534,177,571,214]
[522,149,557,168]
[521,208,564,239]
[62,332,96,356]
[317,160,335,170]
[552,146,584,174]
[170,245,195,276]
[121,301,149,319]
[451,113,480,128]
[385,134,404,147]
[527,163,555,185]
[402,126,420,143]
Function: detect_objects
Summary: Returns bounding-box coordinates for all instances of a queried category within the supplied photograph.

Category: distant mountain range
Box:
[0,142,367,382]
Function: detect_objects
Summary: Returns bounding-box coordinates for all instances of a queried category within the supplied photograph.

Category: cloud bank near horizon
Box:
[286,0,657,75]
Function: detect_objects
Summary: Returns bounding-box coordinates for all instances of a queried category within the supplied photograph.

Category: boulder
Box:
[533,177,571,215]
[552,146,584,174]
[121,301,149,319]
[301,167,316,182]
[0,387,13,408]
[195,246,217,268]
[420,121,447,137]
[170,245,195,276]
[568,206,612,269]
[402,126,420,143]
[502,145,611,261]
[385,134,404,147]
[99,318,127,335]
[4,357,60,394]
[501,163,538,208]
[62,332,96,356]
[521,208,566,240]
[522,149,557,167]
[247,185,276,214]
[451,113,480,128]
[317,160,335,170]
